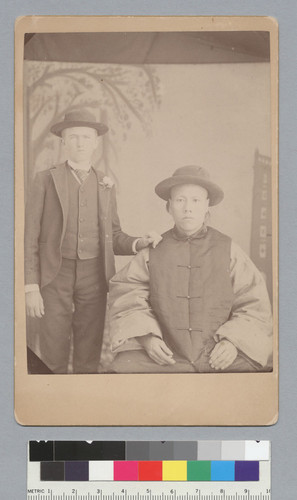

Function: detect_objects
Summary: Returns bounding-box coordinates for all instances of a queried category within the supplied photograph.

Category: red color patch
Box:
[138,461,163,481]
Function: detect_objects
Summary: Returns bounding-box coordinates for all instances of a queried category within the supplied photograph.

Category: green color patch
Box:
[187,461,211,481]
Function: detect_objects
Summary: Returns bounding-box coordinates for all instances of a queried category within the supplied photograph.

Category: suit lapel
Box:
[51,163,69,241]
[94,169,111,220]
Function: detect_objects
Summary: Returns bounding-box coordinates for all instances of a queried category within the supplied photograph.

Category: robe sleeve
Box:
[109,248,163,352]
[215,241,273,367]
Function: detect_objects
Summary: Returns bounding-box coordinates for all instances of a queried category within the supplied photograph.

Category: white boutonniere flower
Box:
[99,176,114,189]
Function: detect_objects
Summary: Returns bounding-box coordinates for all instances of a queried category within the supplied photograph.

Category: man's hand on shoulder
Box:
[136,231,163,251]
[25,290,45,319]
[138,333,175,365]
[209,339,238,370]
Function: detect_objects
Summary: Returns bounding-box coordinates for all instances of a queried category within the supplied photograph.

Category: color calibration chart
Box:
[27,441,271,500]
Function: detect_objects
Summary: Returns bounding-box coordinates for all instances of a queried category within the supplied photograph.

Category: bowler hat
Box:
[155,165,224,206]
[50,109,108,137]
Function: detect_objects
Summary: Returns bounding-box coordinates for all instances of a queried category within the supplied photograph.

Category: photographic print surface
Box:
[15,16,278,425]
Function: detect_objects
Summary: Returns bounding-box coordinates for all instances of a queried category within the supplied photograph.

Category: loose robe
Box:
[109,226,273,369]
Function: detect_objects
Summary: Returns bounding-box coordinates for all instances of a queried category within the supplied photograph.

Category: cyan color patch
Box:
[211,461,235,481]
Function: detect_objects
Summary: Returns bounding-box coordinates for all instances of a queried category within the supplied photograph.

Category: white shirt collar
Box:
[67,159,92,172]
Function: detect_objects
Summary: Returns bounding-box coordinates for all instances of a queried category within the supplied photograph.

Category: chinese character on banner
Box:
[250,149,272,304]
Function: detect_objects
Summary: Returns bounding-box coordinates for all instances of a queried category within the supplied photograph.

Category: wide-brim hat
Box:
[155,165,224,206]
[50,109,108,137]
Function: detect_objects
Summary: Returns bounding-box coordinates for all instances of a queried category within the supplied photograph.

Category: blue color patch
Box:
[211,461,235,481]
[235,461,259,481]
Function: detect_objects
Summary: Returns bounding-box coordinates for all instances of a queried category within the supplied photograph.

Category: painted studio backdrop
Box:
[24,32,272,372]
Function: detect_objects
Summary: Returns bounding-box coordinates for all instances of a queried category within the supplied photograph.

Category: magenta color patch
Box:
[114,461,139,481]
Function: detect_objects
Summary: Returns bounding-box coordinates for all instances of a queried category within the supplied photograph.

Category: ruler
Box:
[27,484,271,500]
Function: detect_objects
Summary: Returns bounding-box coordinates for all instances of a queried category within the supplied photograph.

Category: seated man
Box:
[108,165,273,373]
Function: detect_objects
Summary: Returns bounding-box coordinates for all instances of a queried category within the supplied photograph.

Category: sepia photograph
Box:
[15,16,278,425]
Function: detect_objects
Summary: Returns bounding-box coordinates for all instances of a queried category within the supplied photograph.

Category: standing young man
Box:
[25,108,159,374]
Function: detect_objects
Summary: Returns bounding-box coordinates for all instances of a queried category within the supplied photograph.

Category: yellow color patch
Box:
[162,461,187,481]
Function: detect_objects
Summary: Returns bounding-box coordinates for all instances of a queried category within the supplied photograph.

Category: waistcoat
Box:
[149,226,234,364]
[61,167,100,260]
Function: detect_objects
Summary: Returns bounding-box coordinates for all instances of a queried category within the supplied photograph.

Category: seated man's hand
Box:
[25,290,45,319]
[209,339,238,370]
[136,231,163,251]
[138,333,176,365]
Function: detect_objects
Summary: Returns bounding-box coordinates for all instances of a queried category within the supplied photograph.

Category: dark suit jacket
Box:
[25,163,136,289]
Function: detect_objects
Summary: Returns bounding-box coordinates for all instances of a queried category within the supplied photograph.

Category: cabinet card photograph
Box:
[15,16,278,425]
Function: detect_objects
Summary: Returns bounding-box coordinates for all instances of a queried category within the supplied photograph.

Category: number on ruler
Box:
[27,491,271,500]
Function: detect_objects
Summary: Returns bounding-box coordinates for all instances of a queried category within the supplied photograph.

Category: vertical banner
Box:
[250,150,272,304]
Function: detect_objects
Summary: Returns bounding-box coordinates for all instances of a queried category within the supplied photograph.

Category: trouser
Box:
[110,349,264,373]
[40,257,107,374]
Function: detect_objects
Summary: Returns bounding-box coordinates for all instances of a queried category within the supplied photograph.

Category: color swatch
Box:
[29,441,267,483]
[38,460,260,482]
[29,440,269,462]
